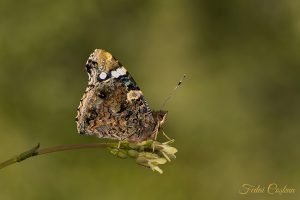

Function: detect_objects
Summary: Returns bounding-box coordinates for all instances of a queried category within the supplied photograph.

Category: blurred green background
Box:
[0,0,299,199]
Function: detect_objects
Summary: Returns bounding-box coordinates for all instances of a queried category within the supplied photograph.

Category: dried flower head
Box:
[109,140,177,174]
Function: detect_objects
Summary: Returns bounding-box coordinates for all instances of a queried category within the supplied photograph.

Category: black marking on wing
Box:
[86,59,97,74]
[118,74,140,90]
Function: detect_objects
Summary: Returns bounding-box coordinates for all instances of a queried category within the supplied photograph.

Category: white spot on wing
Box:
[127,90,142,102]
[111,70,120,78]
[99,72,107,80]
[116,67,127,75]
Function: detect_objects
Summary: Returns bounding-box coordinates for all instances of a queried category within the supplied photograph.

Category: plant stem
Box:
[0,142,117,170]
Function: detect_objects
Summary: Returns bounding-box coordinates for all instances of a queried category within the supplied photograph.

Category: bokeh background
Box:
[1,0,299,199]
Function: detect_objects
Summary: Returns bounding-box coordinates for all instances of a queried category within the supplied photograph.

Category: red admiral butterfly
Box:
[76,49,167,142]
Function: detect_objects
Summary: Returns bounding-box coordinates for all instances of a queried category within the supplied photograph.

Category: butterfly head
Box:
[153,110,168,129]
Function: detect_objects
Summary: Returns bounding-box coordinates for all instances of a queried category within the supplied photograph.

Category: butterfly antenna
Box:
[160,74,186,110]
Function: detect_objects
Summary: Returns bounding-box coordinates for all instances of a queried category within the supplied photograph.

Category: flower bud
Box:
[127,150,139,158]
[136,152,167,174]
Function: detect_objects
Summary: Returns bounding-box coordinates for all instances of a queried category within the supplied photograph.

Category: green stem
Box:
[0,142,117,170]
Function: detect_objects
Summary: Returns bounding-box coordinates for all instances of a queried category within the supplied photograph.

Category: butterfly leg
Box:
[155,128,173,141]
[162,130,172,141]
[154,131,159,141]
[117,139,128,149]
[152,141,155,152]
[117,141,121,149]
[151,132,156,152]
[152,131,160,152]
[152,130,173,151]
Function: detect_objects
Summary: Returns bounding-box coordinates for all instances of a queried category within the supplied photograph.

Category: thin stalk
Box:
[0,142,116,170]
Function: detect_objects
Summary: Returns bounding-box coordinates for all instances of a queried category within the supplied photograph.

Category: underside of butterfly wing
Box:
[76,49,167,142]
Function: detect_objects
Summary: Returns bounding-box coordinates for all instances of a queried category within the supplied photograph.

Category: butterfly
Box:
[76,49,167,142]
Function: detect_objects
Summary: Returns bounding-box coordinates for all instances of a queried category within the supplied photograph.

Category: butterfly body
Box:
[76,49,167,142]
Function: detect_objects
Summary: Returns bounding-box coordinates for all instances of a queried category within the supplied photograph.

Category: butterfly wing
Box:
[76,49,165,142]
